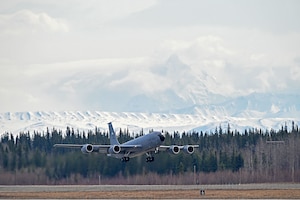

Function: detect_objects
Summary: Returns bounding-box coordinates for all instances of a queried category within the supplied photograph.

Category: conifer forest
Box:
[0,122,299,185]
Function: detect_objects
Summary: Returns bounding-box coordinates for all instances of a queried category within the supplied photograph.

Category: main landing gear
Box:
[146,156,154,162]
[121,157,130,162]
[146,152,154,162]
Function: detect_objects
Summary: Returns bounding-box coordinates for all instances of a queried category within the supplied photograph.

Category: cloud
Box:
[0,10,69,35]
[155,30,300,96]
[94,0,158,23]
[291,59,300,81]
[109,69,172,95]
[117,0,300,33]
[0,1,299,112]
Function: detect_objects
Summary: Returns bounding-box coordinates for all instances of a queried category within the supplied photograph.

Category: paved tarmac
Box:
[1,183,300,192]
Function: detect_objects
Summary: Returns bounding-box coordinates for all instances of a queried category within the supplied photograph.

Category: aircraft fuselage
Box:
[108,131,163,159]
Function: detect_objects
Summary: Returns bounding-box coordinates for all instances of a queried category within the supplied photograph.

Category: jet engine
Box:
[168,145,180,155]
[183,145,194,154]
[81,144,93,153]
[109,145,121,154]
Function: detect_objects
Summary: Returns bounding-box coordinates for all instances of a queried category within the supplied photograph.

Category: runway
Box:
[1,184,300,199]
[1,183,300,192]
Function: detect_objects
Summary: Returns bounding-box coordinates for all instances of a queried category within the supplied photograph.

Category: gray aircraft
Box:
[54,122,198,162]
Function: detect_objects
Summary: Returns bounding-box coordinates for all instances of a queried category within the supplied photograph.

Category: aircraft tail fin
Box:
[108,122,120,145]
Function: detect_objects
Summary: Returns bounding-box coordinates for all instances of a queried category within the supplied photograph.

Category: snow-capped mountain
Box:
[124,55,228,113]
[0,55,299,135]
[0,110,299,136]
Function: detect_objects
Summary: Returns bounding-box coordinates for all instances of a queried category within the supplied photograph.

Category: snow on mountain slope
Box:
[0,111,299,136]
[0,55,299,136]
[125,55,228,113]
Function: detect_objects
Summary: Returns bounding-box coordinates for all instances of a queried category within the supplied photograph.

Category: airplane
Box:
[54,122,199,162]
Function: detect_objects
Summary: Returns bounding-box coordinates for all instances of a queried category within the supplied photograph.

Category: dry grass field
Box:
[1,189,300,199]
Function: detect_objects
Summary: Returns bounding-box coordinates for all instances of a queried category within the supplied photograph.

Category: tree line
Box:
[0,122,299,185]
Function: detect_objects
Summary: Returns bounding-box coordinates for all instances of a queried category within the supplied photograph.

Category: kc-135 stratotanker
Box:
[54,122,199,162]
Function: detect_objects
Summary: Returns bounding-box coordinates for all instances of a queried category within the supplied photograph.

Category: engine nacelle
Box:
[81,144,93,153]
[108,145,121,154]
[183,145,194,154]
[169,145,180,155]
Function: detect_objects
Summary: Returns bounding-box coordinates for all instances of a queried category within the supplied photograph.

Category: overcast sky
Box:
[0,0,300,112]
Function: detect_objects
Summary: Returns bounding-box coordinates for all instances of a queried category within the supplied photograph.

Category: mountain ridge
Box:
[1,56,299,135]
[0,110,299,136]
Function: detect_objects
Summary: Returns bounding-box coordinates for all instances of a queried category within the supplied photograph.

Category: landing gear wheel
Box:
[122,157,130,162]
[146,156,154,162]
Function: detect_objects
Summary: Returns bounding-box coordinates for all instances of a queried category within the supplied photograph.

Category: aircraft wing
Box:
[119,144,142,149]
[158,145,199,150]
[53,143,142,153]
[158,145,199,154]
[95,144,143,154]
[53,144,90,148]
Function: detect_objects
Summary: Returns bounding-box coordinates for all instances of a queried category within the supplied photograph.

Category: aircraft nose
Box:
[158,133,165,142]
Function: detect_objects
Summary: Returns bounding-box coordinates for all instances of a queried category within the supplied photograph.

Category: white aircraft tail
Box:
[108,122,120,145]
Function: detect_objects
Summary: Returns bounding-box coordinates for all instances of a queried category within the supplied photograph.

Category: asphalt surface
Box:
[1,183,300,192]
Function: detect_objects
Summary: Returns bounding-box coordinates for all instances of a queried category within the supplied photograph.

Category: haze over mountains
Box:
[0,55,299,135]
[1,1,300,135]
